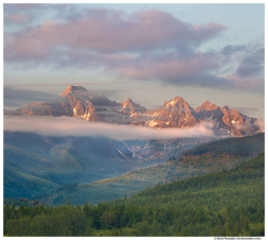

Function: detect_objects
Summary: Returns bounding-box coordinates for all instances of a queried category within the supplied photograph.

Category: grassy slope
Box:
[4,132,208,199]
[4,153,264,236]
[42,133,264,206]
[43,154,246,205]
[4,143,62,199]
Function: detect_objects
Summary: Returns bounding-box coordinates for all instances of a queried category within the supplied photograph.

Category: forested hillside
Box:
[182,132,264,157]
[4,131,209,199]
[40,154,245,205]
[38,133,264,206]
[4,153,264,236]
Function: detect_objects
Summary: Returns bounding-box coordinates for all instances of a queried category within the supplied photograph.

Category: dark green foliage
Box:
[39,133,263,206]
[182,133,264,157]
[166,156,175,162]
[4,197,42,207]
[4,153,264,236]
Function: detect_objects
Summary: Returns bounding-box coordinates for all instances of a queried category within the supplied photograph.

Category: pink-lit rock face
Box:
[12,85,259,137]
[194,99,256,136]
[142,96,199,129]
[196,100,219,112]
[121,97,147,115]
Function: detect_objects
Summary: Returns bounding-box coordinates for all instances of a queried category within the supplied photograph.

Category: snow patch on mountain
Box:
[148,120,159,127]
[73,107,77,116]
[166,99,176,107]
[231,119,240,124]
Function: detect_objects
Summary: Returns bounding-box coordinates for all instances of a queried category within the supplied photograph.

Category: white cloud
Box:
[4,115,217,141]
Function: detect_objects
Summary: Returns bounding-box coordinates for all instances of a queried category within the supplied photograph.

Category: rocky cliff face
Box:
[130,97,258,136]
[17,101,73,117]
[16,85,102,122]
[121,97,147,116]
[141,96,199,129]
[11,85,259,137]
[194,100,257,136]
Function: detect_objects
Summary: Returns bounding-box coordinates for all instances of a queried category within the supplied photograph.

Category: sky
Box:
[3,3,265,118]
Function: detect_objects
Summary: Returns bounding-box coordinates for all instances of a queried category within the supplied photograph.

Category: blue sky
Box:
[3,3,265,118]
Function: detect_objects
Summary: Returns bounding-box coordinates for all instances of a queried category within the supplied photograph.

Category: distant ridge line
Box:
[182,132,264,158]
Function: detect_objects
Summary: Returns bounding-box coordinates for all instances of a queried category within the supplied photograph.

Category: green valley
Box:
[4,153,264,236]
[43,154,246,205]
[4,131,210,199]
[40,133,264,205]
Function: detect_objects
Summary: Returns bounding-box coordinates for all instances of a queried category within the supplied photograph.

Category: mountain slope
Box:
[40,132,264,205]
[4,131,210,199]
[4,153,264,236]
[143,96,199,128]
[182,132,264,157]
[42,154,246,205]
[195,100,257,136]
[121,97,147,115]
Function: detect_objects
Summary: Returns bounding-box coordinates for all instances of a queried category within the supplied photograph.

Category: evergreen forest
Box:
[183,132,264,157]
[4,152,264,236]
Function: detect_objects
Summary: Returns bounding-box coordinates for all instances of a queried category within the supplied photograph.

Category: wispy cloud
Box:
[4,8,225,58]
[236,46,264,78]
[5,13,32,23]
[4,3,44,11]
[4,116,217,141]
[4,6,264,91]
[234,118,264,134]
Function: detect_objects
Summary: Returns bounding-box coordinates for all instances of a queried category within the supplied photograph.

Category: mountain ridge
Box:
[39,132,264,206]
[8,85,260,137]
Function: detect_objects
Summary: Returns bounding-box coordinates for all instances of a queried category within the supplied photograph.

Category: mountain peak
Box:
[60,85,88,97]
[121,97,135,108]
[66,85,74,90]
[174,96,184,101]
[203,100,211,104]
[65,85,87,92]
[126,97,133,103]
[163,96,190,109]
[197,100,218,111]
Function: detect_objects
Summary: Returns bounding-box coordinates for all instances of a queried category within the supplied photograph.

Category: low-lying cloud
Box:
[233,118,264,134]
[4,116,217,141]
[252,118,265,133]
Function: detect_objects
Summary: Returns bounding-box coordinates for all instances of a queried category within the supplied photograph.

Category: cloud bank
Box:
[4,6,264,91]
[4,9,225,56]
[4,116,217,141]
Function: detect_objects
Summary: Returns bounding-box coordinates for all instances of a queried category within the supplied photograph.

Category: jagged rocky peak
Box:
[202,100,212,106]
[6,84,261,137]
[60,85,88,97]
[121,97,134,108]
[121,97,142,109]
[163,96,191,109]
[197,100,219,111]
[126,97,133,102]
[121,97,147,115]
